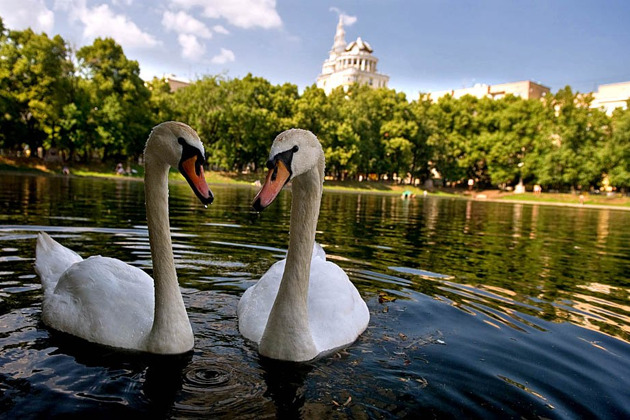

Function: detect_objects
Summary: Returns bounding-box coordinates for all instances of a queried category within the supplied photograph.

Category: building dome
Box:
[346,37,373,53]
[316,19,389,95]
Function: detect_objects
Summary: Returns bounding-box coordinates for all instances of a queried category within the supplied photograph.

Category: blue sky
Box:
[1,0,629,99]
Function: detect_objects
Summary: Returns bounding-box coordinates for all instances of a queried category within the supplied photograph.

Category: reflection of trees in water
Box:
[316,192,630,342]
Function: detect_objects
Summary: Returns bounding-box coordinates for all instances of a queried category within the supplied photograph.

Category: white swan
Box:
[237,129,369,362]
[35,121,213,354]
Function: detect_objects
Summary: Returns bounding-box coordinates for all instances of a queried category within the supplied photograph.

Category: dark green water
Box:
[1,173,629,418]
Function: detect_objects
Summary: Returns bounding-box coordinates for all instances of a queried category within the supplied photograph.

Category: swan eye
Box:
[178,137,186,145]
[195,157,202,176]
[292,145,299,153]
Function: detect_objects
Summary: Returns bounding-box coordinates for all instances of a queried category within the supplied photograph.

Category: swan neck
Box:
[285,166,322,281]
[143,152,192,352]
[259,161,323,361]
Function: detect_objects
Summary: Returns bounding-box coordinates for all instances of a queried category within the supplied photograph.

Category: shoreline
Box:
[1,167,629,211]
[471,195,630,212]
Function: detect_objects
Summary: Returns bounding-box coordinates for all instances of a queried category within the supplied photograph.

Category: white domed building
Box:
[316,17,389,94]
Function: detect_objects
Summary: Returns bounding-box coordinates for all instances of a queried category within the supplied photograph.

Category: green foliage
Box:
[76,38,152,160]
[535,87,611,189]
[145,77,176,124]
[0,21,72,152]
[172,74,298,171]
[1,15,628,192]
[604,104,630,187]
[484,96,552,186]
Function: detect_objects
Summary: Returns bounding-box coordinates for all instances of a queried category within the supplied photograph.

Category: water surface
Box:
[1,173,629,418]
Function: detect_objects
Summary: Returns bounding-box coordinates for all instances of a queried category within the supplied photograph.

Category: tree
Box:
[171,74,299,171]
[217,74,297,171]
[603,104,630,189]
[537,87,611,190]
[170,75,224,164]
[56,77,96,161]
[146,76,176,125]
[331,85,410,179]
[293,85,335,139]
[0,21,73,153]
[427,94,480,185]
[484,95,552,187]
[76,38,152,160]
[406,94,435,183]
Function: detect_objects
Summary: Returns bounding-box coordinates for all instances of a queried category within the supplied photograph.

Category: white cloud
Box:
[80,4,160,48]
[178,33,205,60]
[162,10,212,39]
[58,0,159,49]
[0,0,54,33]
[330,7,357,26]
[171,0,281,29]
[212,25,229,35]
[341,14,357,26]
[211,48,235,64]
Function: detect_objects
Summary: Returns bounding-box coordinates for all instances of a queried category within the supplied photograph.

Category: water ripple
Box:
[173,358,268,417]
[210,240,286,254]
[389,266,452,279]
[183,363,232,389]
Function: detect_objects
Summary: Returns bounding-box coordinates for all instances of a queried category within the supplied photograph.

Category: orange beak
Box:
[180,155,214,205]
[252,160,291,211]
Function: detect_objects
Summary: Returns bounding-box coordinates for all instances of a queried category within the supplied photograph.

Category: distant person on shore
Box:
[115,162,125,175]
[534,184,542,195]
[468,178,474,191]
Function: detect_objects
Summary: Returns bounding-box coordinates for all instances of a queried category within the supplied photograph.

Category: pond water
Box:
[1,173,629,418]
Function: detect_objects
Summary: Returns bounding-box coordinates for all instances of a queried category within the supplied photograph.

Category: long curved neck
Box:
[259,153,325,361]
[143,150,193,353]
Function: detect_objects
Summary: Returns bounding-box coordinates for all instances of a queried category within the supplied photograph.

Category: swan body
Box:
[238,243,369,355]
[35,121,213,354]
[36,236,156,349]
[237,129,369,362]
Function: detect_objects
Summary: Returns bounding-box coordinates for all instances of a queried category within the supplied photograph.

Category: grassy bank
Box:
[488,190,630,208]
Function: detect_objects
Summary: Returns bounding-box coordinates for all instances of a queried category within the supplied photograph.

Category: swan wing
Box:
[312,242,326,260]
[43,256,155,350]
[237,244,328,343]
[308,258,370,353]
[35,232,83,294]
[237,259,285,344]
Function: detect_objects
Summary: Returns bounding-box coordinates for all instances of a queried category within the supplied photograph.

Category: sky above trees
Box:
[1,1,629,98]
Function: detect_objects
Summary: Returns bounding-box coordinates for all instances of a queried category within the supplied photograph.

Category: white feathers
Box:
[237,129,369,361]
[36,235,155,349]
[35,122,201,354]
[35,232,83,295]
[238,243,369,355]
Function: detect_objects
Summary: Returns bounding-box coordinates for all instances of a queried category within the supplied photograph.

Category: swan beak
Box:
[180,155,214,205]
[252,160,291,211]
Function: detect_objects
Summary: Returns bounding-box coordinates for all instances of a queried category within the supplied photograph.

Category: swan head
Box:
[146,121,214,205]
[253,129,323,211]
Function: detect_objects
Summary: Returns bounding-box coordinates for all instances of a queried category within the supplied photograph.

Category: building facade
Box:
[590,81,630,114]
[428,80,550,101]
[427,79,630,114]
[316,17,389,94]
[165,75,190,92]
